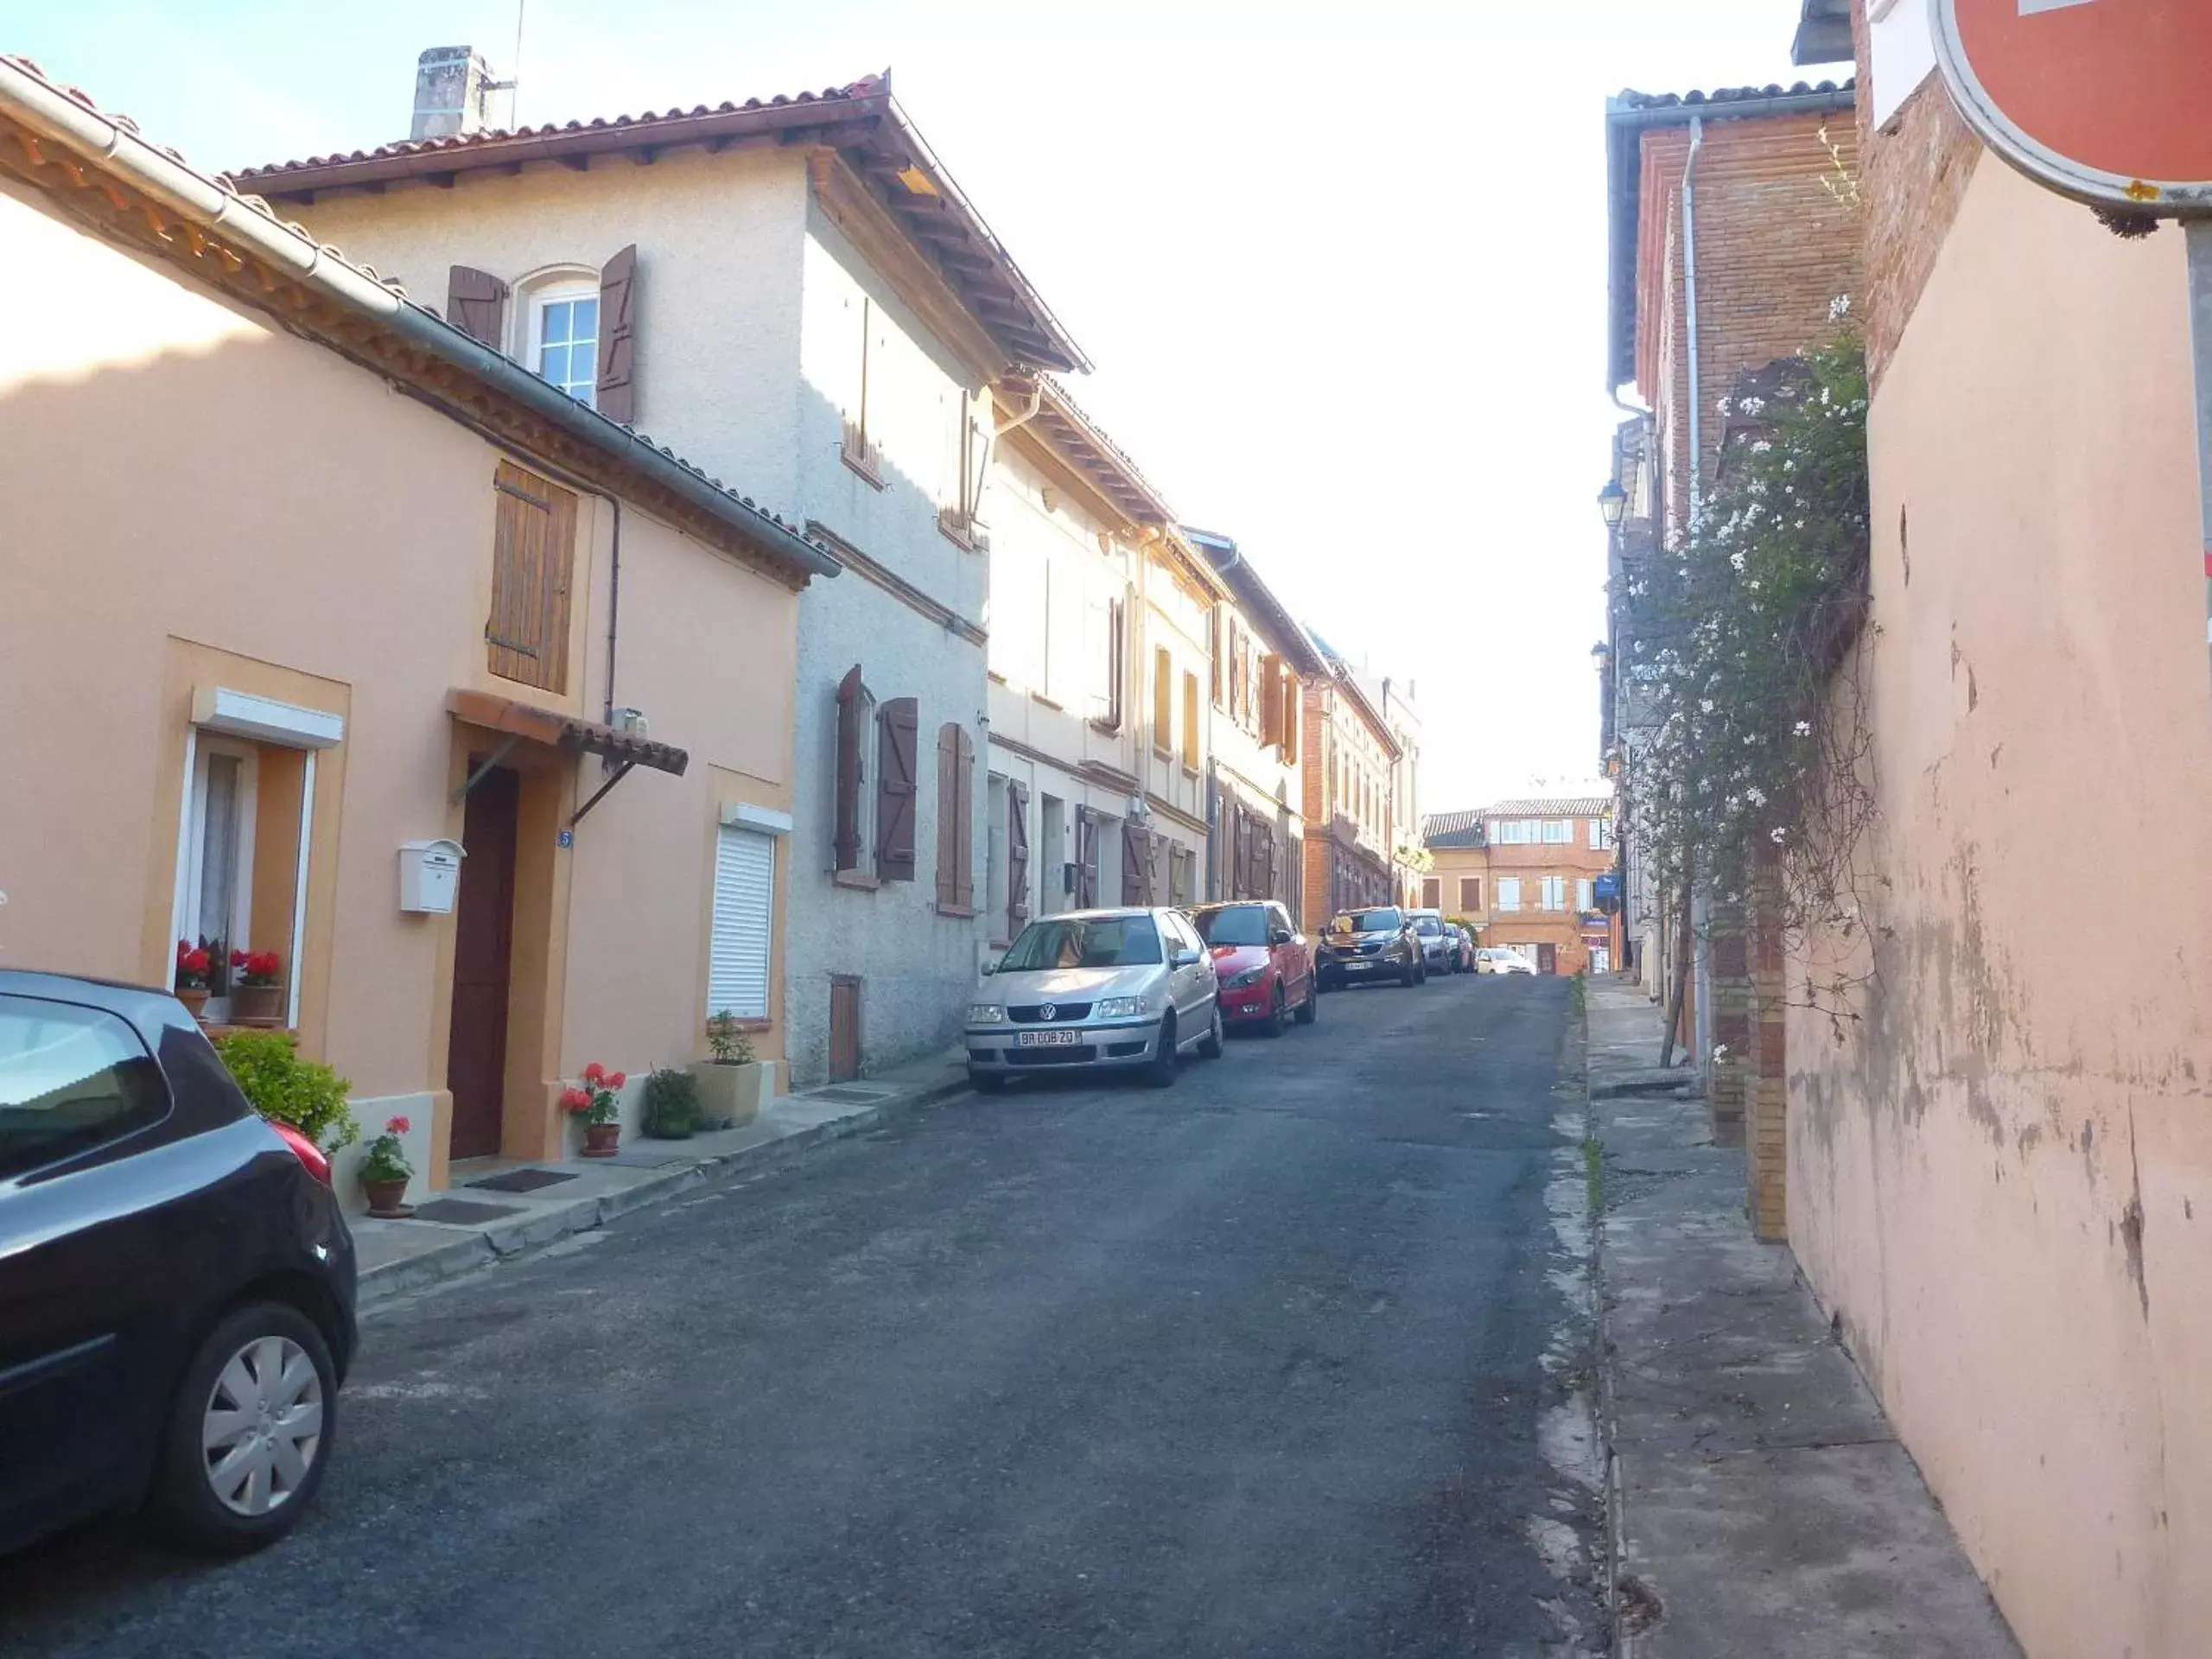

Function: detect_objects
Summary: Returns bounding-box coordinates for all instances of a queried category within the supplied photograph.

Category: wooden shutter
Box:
[1122,820,1152,906]
[1283,683,1300,764]
[448,265,508,347]
[1075,809,1098,907]
[876,697,918,881]
[486,461,575,692]
[935,723,959,907]
[1261,654,1284,746]
[1106,598,1125,728]
[1006,782,1031,938]
[1210,609,1224,706]
[833,666,864,871]
[595,244,639,423]
[954,727,976,910]
[707,825,775,1020]
[1422,876,1442,910]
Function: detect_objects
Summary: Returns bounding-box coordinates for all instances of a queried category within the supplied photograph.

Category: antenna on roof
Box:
[507,0,526,128]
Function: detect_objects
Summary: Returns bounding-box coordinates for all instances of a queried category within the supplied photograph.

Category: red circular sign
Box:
[1935,0,2212,213]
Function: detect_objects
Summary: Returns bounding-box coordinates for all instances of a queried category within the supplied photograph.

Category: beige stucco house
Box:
[0,55,833,1205]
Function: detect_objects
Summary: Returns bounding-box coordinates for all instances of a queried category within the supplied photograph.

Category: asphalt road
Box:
[0,971,1604,1658]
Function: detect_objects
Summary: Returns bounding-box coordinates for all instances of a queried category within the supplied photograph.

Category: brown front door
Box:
[829,976,861,1083]
[1537,943,1559,976]
[447,766,520,1160]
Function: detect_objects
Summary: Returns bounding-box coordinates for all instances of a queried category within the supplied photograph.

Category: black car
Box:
[0,969,357,1556]
[1316,905,1427,990]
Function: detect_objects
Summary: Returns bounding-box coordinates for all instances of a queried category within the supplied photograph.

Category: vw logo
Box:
[1039,1002,1058,1021]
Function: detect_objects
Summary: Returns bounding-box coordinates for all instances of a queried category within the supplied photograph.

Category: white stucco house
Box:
[250,60,1090,1082]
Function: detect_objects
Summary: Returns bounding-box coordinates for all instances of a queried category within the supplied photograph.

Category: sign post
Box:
[1933,0,2212,677]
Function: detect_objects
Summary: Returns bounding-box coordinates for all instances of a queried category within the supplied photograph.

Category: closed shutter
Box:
[1578,878,1594,912]
[833,666,864,870]
[1283,683,1300,764]
[953,726,976,910]
[1075,809,1098,907]
[1122,819,1148,906]
[448,265,508,347]
[1261,655,1284,746]
[1106,598,1126,728]
[1210,609,1224,707]
[595,245,639,423]
[1006,781,1031,938]
[707,825,775,1020]
[876,697,918,880]
[1230,808,1249,897]
[486,461,575,692]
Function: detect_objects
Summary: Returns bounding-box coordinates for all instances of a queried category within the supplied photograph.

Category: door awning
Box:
[446,688,689,828]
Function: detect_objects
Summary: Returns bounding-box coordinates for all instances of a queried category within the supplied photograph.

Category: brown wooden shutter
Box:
[448,266,508,348]
[1006,782,1031,938]
[1106,598,1125,729]
[1282,683,1300,764]
[595,244,639,423]
[486,461,575,693]
[876,697,918,881]
[1075,809,1098,907]
[1261,655,1284,746]
[935,723,959,907]
[953,728,976,910]
[1122,820,1150,906]
[833,666,864,871]
[1210,609,1224,706]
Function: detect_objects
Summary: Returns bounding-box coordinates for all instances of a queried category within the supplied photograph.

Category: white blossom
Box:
[1770,826,1789,844]
[1746,786,1767,807]
[1729,550,1746,572]
[1794,720,1812,737]
[1828,294,1852,321]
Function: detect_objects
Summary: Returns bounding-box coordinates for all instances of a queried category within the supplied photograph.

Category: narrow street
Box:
[0,976,1600,1659]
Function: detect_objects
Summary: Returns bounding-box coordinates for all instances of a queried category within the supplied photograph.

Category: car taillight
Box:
[270,1120,332,1186]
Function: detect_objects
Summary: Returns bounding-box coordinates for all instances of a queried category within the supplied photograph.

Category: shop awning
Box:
[446,688,688,828]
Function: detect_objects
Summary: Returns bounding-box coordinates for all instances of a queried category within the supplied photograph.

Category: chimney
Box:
[411,46,496,141]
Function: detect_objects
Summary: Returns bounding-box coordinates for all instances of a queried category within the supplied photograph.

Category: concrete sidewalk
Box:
[1586,977,2018,1657]
[351,1045,969,1307]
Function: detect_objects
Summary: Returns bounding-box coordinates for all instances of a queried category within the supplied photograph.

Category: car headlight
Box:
[1227,966,1267,988]
[967,1003,1005,1024]
[1095,996,1150,1019]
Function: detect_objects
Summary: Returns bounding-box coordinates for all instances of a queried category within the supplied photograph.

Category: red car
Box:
[1186,900,1319,1036]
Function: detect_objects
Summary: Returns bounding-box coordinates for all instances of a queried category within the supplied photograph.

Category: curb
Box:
[358,1071,973,1309]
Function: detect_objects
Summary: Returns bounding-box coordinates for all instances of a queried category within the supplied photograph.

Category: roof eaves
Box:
[1184,529,1328,676]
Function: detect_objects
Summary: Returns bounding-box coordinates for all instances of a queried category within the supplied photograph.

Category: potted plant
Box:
[174,938,213,1021]
[563,1062,626,1157]
[690,1009,770,1129]
[228,948,286,1027]
[359,1115,415,1216]
[641,1067,699,1139]
[211,1029,358,1155]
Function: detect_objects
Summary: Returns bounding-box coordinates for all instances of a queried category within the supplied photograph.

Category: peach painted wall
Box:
[0,175,801,1182]
[1785,154,2211,1658]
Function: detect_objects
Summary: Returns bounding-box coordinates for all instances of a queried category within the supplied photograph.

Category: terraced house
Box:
[245,53,1088,1084]
[1299,641,1402,924]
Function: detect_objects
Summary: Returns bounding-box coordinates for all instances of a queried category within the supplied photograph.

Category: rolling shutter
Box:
[448,265,508,347]
[1006,781,1031,938]
[595,245,639,423]
[876,697,918,881]
[833,666,864,871]
[707,825,775,1020]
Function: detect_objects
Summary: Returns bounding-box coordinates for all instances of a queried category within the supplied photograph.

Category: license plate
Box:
[1015,1029,1081,1047]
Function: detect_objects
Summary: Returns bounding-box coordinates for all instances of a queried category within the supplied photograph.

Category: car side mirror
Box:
[1171,947,1201,968]
[1268,927,1293,947]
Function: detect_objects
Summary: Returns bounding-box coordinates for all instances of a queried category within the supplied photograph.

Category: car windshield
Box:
[999,915,1163,971]
[1330,907,1402,934]
[1192,906,1270,947]
[1415,918,1443,936]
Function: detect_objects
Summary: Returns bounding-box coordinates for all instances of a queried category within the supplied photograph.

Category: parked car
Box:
[1317,906,1425,989]
[1452,925,1478,973]
[1409,910,1457,974]
[1187,900,1318,1036]
[966,908,1223,1091]
[1476,947,1537,976]
[0,969,358,1559]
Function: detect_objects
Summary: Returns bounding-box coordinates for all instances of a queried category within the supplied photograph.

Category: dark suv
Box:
[1316,906,1427,989]
[0,969,357,1556]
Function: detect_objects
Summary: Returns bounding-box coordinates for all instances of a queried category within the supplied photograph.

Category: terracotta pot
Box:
[229,982,286,1027]
[362,1176,410,1216]
[176,986,210,1020]
[582,1122,621,1159]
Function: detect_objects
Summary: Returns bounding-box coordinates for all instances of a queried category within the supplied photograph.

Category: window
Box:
[1577,877,1595,912]
[1001,914,1160,969]
[1541,820,1573,844]
[1491,819,1541,846]
[1192,904,1270,946]
[487,461,577,693]
[0,995,168,1179]
[184,739,256,1014]
[939,403,985,546]
[1459,876,1482,911]
[1092,595,1126,729]
[1421,876,1441,910]
[1541,875,1567,911]
[531,284,600,407]
[1169,845,1193,906]
[935,721,976,914]
[1181,671,1200,769]
[1153,647,1174,754]
[707,826,775,1020]
[1591,817,1614,850]
[875,698,918,882]
[842,297,886,484]
[1497,877,1522,912]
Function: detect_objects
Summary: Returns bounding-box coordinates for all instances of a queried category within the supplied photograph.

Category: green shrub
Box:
[213,1030,359,1154]
[641,1066,698,1139]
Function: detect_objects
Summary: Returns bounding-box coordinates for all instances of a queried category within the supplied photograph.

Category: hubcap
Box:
[201,1335,322,1517]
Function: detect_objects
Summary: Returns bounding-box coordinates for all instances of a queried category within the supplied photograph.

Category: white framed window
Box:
[182,738,257,1019]
[531,283,600,407]
[1541,875,1567,911]
[1496,876,1522,912]
[708,825,776,1020]
[1590,817,1613,850]
[1541,820,1573,844]
[1577,878,1594,912]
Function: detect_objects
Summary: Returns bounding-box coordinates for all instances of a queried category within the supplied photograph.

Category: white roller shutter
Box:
[708,825,775,1020]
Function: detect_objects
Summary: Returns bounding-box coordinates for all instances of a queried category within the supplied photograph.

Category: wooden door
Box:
[447,766,519,1160]
[1537,943,1559,976]
[829,976,862,1083]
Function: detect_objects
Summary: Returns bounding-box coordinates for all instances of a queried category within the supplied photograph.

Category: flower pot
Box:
[229,982,286,1027]
[362,1176,411,1217]
[176,986,210,1020]
[690,1059,769,1128]
[581,1122,621,1158]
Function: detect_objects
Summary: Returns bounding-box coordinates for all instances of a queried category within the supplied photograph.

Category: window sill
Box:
[840,447,887,491]
[1030,691,1064,712]
[1152,743,1175,762]
[833,868,881,892]
[937,518,982,554]
[1089,716,1122,736]
[709,1016,774,1033]
[1180,763,1200,780]
[936,901,979,919]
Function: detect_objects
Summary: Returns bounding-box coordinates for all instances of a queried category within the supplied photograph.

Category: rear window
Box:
[1331,908,1402,933]
[0,995,168,1179]
[1415,918,1444,936]
[1191,906,1269,947]
[1000,916,1164,970]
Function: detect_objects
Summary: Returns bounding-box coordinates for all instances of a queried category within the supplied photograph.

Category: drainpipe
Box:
[1682,116,1707,531]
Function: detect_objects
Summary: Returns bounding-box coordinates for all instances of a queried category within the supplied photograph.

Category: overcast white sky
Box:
[7,0,1836,810]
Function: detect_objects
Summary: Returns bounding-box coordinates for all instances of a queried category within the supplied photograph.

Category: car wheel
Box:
[1198,1001,1224,1059]
[971,1071,1006,1095]
[1145,1013,1179,1087]
[1262,983,1287,1038]
[1399,959,1416,988]
[147,1301,336,1555]
[1294,976,1319,1025]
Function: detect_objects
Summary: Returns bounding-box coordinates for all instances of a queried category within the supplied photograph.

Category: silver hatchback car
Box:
[965,907,1224,1092]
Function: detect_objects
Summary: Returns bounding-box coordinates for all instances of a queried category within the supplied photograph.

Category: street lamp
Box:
[1597,479,1628,530]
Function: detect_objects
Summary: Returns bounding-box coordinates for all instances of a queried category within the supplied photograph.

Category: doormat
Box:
[406,1198,523,1226]
[807,1085,895,1103]
[467,1167,579,1194]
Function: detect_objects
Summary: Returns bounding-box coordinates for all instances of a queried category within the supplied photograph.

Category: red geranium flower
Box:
[386,1115,411,1135]
[606,1071,626,1090]
[583,1062,606,1084]
[560,1086,593,1115]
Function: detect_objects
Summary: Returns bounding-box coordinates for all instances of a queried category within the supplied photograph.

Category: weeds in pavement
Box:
[1582,1137,1604,1216]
